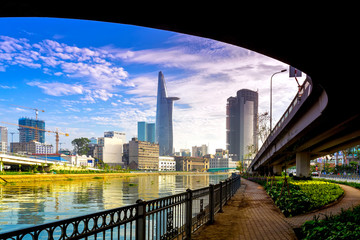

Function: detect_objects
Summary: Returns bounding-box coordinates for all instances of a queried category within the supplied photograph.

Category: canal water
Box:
[0,173,229,233]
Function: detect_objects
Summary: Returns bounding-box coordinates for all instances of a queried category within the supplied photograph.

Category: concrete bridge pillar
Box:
[296,152,311,177]
[273,165,282,176]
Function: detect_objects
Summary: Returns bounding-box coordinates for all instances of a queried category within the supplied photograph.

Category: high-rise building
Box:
[155,71,179,156]
[192,144,208,157]
[0,126,8,152]
[226,89,258,166]
[18,117,45,143]
[138,122,156,143]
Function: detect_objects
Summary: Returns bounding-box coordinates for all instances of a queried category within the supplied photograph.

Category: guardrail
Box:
[0,175,241,240]
[315,175,360,183]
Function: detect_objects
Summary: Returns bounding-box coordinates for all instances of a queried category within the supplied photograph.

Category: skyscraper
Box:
[138,121,156,143]
[156,71,179,156]
[18,117,45,143]
[0,126,8,152]
[226,89,258,166]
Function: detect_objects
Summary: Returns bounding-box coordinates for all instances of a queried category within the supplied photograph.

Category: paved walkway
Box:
[192,178,360,240]
[192,178,296,240]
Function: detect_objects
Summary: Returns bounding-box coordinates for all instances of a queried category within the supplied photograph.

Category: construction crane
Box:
[1,121,69,154]
[10,104,45,120]
[10,104,45,142]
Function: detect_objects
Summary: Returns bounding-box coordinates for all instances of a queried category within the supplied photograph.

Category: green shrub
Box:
[248,177,344,217]
[302,206,360,239]
[265,181,311,217]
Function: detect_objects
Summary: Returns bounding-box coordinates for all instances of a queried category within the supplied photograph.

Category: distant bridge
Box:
[208,167,237,172]
[0,153,66,171]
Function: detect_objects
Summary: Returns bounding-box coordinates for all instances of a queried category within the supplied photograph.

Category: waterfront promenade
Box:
[192,178,360,240]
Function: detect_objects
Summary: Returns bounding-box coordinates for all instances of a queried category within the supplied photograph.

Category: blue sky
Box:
[0,17,306,154]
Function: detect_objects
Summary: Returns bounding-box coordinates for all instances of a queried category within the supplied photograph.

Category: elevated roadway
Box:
[0,153,65,171]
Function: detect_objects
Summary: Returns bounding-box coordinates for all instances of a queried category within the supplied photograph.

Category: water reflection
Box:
[0,173,228,233]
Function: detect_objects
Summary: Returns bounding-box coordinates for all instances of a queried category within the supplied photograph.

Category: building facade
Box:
[180,149,191,157]
[158,156,176,171]
[192,144,208,157]
[128,137,159,170]
[138,121,156,143]
[156,71,179,156]
[175,156,209,172]
[104,131,126,142]
[98,131,126,166]
[209,156,237,172]
[0,126,8,152]
[11,141,53,154]
[63,154,95,168]
[226,89,258,165]
[18,117,45,143]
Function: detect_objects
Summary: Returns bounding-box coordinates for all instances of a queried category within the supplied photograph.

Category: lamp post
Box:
[270,69,287,131]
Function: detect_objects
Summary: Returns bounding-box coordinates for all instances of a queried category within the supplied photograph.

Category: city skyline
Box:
[0,18,306,154]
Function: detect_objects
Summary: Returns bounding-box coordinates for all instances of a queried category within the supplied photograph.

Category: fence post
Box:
[186,189,193,240]
[224,179,228,205]
[136,199,146,240]
[219,181,223,213]
[209,184,215,224]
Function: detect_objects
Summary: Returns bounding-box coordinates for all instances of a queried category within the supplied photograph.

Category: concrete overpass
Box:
[248,75,360,176]
[0,153,66,171]
[0,3,358,176]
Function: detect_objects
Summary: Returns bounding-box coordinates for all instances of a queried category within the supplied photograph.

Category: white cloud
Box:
[27,81,84,96]
[0,35,129,103]
[0,85,16,89]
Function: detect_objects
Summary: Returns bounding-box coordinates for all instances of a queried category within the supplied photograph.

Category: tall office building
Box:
[192,144,208,157]
[0,126,8,152]
[155,71,179,156]
[226,89,258,165]
[138,122,156,143]
[18,117,45,143]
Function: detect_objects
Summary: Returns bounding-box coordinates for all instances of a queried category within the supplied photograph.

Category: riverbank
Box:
[0,171,217,183]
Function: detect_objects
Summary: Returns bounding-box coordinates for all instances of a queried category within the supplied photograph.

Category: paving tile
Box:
[192,178,297,240]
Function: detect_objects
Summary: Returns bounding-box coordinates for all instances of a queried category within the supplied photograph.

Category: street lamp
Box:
[270,69,287,131]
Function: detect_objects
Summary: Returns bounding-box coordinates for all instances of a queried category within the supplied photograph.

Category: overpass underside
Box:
[250,78,360,177]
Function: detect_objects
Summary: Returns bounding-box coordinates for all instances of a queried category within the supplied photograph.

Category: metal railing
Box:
[0,175,241,240]
[315,174,360,183]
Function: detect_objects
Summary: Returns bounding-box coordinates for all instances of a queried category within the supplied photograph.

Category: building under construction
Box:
[18,117,45,143]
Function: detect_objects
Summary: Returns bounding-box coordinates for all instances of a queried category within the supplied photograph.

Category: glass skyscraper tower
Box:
[138,121,156,143]
[156,71,179,156]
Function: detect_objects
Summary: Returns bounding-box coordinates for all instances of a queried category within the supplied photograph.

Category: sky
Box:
[0,17,306,154]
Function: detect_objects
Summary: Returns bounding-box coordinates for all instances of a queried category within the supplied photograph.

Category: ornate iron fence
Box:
[0,175,241,240]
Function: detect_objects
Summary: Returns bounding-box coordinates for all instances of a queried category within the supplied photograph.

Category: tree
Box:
[71,137,91,155]
[257,112,271,145]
